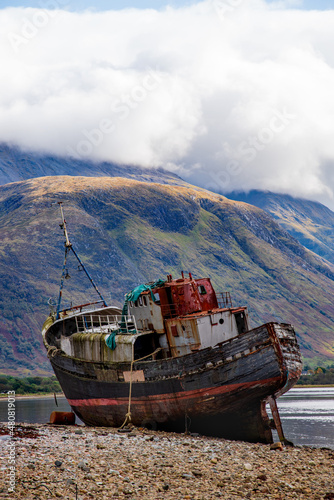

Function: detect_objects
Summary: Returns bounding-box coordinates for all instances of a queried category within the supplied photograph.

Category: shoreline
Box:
[295,384,334,388]
[0,393,65,400]
[0,422,333,499]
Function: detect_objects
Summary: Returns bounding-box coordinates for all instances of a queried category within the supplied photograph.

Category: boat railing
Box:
[74,314,138,335]
[217,292,233,308]
[160,304,178,318]
[60,300,107,317]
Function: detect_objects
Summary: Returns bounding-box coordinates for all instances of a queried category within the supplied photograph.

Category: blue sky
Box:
[0,0,333,9]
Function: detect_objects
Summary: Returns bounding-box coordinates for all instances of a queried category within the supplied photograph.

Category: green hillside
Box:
[227,190,334,265]
[1,176,334,375]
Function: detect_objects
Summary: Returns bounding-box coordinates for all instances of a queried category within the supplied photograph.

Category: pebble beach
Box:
[1,423,334,500]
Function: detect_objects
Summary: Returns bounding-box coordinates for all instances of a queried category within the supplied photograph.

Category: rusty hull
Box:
[48,321,302,443]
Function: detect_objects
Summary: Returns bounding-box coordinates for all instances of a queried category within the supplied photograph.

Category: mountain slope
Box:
[227,190,334,265]
[1,177,334,374]
[0,143,183,187]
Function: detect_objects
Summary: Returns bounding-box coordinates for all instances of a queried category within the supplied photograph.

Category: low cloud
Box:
[1,1,334,207]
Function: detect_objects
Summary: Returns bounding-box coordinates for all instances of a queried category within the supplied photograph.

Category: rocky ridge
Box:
[0,143,184,187]
[226,190,334,266]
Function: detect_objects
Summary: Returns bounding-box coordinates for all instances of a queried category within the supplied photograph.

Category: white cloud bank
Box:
[1,1,334,206]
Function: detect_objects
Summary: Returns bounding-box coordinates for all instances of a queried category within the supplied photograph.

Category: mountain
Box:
[1,176,334,375]
[226,190,334,265]
[0,143,183,187]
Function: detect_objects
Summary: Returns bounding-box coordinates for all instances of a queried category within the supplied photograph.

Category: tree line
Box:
[0,375,62,395]
[296,365,334,386]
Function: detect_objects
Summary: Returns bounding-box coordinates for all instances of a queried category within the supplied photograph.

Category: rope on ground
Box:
[119,347,162,430]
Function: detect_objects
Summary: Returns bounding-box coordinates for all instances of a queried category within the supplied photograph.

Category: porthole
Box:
[219,318,224,325]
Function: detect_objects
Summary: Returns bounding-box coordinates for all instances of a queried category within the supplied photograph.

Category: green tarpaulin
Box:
[105,279,165,350]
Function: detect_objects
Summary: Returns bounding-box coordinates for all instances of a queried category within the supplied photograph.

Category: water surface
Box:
[0,395,74,425]
[270,387,334,449]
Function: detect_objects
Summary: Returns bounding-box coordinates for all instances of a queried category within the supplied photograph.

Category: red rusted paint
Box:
[155,276,219,318]
[184,306,247,319]
[50,411,76,425]
[67,376,282,408]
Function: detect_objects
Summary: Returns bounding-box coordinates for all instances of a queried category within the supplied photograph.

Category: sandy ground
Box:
[0,422,333,500]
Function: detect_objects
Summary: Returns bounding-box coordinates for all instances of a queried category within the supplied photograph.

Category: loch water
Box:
[268,387,334,449]
[1,387,333,449]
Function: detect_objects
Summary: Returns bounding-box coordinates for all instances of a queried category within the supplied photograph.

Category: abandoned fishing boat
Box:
[42,204,302,443]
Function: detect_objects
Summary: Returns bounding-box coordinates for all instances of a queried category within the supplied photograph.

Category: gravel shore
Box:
[1,422,333,499]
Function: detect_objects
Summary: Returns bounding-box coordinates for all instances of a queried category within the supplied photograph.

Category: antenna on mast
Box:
[56,203,108,319]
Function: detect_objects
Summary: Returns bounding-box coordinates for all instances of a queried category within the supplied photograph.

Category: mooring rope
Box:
[47,346,61,358]
[119,347,162,429]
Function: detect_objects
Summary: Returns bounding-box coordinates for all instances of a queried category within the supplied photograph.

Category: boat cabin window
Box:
[131,295,149,307]
[153,292,160,304]
[198,285,207,295]
[234,311,247,334]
